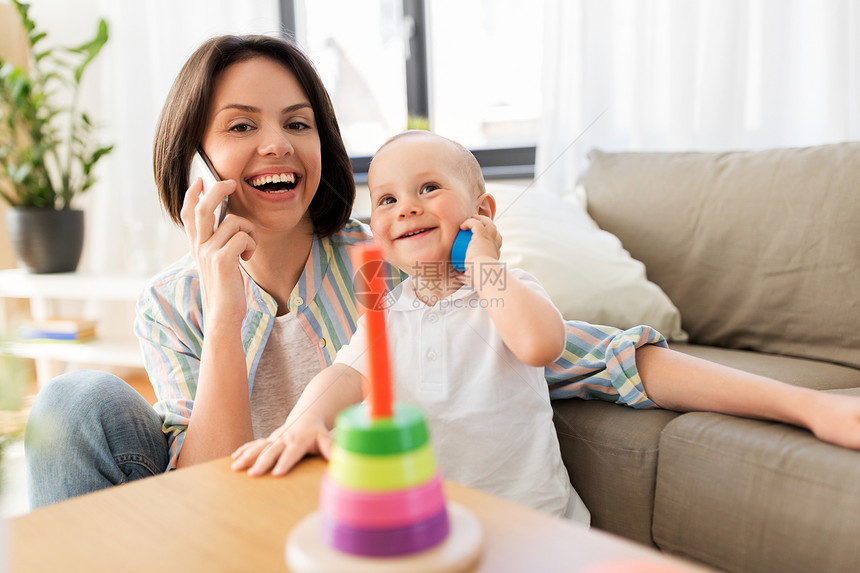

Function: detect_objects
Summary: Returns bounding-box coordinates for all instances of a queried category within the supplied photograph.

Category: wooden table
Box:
[9,457,713,572]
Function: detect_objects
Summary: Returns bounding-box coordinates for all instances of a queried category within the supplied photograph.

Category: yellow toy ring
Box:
[328,443,436,491]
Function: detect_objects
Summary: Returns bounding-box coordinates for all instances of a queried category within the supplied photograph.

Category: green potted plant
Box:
[0,0,112,273]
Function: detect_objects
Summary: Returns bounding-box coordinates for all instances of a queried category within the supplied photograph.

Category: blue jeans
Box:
[25,370,169,509]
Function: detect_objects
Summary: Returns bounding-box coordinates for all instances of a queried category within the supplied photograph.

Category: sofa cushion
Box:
[488,183,687,340]
[653,392,860,573]
[668,342,860,391]
[552,398,681,547]
[579,143,860,369]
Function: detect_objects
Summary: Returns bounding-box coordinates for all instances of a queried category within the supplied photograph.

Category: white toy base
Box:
[286,502,484,573]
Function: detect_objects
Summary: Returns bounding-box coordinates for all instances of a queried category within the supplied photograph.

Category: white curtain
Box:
[537,0,860,196]
[82,0,281,275]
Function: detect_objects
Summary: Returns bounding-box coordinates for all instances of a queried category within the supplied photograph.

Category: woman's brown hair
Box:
[152,35,355,237]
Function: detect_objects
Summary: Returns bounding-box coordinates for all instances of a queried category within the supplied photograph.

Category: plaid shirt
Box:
[134,220,665,468]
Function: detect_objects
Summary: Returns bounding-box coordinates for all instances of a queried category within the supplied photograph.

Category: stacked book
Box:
[17,318,97,343]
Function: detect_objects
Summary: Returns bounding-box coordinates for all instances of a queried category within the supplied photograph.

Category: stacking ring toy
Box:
[286,243,483,572]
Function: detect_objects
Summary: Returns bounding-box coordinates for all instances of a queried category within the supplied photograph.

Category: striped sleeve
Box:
[305,228,363,366]
[546,320,667,408]
[133,264,205,469]
[310,220,406,365]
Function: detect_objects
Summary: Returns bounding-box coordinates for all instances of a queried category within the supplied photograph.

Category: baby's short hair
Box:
[374,131,486,197]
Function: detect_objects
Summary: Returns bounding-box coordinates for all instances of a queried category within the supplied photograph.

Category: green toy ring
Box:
[335,403,429,456]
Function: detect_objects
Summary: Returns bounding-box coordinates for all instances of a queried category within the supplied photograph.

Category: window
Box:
[283,0,540,179]
[424,1,543,151]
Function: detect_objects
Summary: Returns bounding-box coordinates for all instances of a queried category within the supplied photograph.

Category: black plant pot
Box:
[5,208,85,273]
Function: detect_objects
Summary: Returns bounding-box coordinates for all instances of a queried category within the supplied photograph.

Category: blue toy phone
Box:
[451,229,473,272]
[189,148,227,231]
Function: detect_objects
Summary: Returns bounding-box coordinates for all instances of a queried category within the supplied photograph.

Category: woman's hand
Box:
[180,177,257,325]
[230,412,333,477]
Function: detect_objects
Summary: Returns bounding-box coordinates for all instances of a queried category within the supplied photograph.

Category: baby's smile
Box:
[396,227,436,240]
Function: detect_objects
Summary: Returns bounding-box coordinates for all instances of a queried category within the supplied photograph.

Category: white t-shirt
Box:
[251,312,322,439]
[334,269,590,523]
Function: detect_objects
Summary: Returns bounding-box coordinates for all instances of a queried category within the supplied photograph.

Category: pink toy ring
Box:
[319,472,445,530]
[321,506,450,557]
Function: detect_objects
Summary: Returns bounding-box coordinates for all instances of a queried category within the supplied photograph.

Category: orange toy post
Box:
[357,243,393,419]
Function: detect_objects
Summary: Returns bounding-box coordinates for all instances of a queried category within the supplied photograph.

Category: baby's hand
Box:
[230,413,332,477]
[457,215,502,286]
[458,215,502,284]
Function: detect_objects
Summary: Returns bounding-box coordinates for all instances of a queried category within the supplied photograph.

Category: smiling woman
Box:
[145,36,367,470]
[24,34,377,507]
[199,56,322,238]
[153,37,354,239]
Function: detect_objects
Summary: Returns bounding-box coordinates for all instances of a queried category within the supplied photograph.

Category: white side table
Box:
[0,270,149,386]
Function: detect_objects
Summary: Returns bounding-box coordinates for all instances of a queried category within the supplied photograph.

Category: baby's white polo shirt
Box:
[334,268,590,523]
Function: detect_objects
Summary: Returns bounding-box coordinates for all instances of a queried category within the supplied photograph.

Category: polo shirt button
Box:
[426,350,437,361]
[428,313,439,323]
[293,296,304,307]
[318,338,327,348]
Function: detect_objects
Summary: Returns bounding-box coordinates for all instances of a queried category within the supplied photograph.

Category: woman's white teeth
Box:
[249,173,296,187]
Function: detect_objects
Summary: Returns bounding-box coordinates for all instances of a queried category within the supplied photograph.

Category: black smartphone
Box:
[188,148,227,231]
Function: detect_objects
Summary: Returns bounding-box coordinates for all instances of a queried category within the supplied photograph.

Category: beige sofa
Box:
[549,142,860,573]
